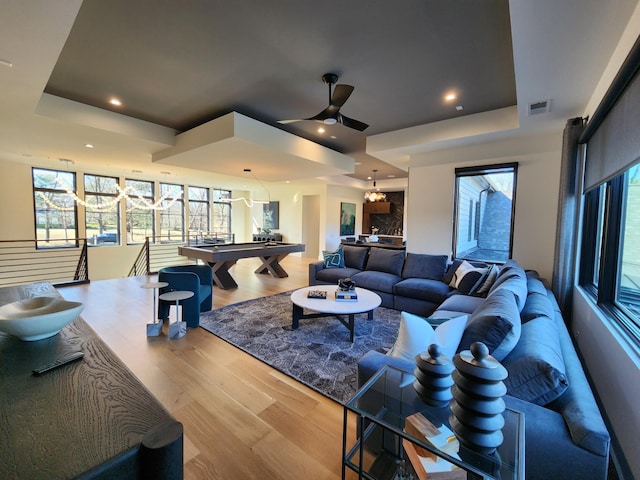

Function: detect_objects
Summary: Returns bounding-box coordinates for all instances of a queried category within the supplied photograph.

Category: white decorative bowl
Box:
[0,296,84,341]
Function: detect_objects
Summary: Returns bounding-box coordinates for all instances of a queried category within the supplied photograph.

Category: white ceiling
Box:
[0,0,638,192]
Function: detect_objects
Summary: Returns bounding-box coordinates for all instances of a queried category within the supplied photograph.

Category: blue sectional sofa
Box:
[309,246,610,480]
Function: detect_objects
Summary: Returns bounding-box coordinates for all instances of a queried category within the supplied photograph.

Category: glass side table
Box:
[342,365,525,480]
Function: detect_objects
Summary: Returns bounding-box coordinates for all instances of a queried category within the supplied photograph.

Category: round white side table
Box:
[140,281,169,336]
[158,290,194,339]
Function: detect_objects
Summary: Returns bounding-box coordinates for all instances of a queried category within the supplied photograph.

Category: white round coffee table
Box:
[290,286,382,342]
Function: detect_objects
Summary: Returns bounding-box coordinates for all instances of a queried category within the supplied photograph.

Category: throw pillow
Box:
[388,311,468,362]
[501,316,569,405]
[448,260,488,294]
[474,264,500,296]
[322,247,345,268]
[457,288,521,361]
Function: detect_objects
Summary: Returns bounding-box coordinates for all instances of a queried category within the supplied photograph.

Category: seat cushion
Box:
[457,288,521,361]
[365,247,405,276]
[437,294,485,315]
[401,253,448,280]
[351,270,402,294]
[316,267,362,284]
[393,278,452,303]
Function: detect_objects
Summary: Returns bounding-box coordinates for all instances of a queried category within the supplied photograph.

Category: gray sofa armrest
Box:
[547,293,610,457]
[308,261,325,286]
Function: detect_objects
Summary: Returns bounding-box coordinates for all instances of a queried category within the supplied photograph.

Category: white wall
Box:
[406,131,562,280]
[573,289,640,477]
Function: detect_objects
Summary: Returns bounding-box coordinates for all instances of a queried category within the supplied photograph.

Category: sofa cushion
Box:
[474,264,500,297]
[388,311,468,362]
[401,253,448,280]
[322,247,345,268]
[365,247,405,276]
[343,245,369,270]
[393,278,452,304]
[489,264,528,311]
[351,270,402,294]
[521,292,555,324]
[443,259,463,285]
[502,316,569,405]
[316,267,363,284]
[437,294,485,315]
[458,288,521,361]
[448,260,488,294]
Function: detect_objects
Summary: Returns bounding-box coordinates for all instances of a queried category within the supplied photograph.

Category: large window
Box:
[32,168,78,248]
[213,188,232,234]
[159,182,184,242]
[188,186,210,234]
[125,178,155,244]
[84,174,120,246]
[581,164,640,338]
[452,163,518,263]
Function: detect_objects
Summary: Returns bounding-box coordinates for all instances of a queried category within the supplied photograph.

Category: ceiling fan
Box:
[278,73,369,131]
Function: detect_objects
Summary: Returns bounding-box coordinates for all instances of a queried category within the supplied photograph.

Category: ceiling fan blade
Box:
[338,114,369,131]
[331,84,354,108]
[308,106,336,121]
[277,118,305,124]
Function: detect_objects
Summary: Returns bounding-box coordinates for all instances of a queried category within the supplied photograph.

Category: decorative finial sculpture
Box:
[413,343,455,408]
[449,341,508,454]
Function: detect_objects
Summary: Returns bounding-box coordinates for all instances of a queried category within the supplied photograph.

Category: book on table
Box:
[335,289,358,301]
[307,290,327,299]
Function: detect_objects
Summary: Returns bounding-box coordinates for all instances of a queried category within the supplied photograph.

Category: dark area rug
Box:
[199,291,401,404]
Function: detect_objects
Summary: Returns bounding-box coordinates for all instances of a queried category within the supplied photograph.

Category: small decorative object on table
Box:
[413,343,455,408]
[307,290,327,299]
[338,277,356,291]
[450,342,507,454]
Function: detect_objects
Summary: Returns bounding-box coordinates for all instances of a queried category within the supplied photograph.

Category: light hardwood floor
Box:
[61,255,360,480]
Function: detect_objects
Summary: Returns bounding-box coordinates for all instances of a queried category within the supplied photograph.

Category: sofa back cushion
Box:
[488,260,528,310]
[401,253,448,280]
[457,288,521,361]
[365,247,405,276]
[343,245,369,270]
[501,316,568,405]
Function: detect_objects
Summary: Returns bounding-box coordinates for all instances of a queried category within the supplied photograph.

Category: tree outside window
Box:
[213,189,231,234]
[453,163,518,263]
[125,178,155,244]
[159,183,184,242]
[188,186,210,235]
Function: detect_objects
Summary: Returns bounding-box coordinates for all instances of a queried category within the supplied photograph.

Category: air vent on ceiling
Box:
[528,99,552,116]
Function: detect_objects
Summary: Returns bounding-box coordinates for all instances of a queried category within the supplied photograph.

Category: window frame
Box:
[452,162,518,263]
[579,168,640,343]
[188,186,210,234]
[32,167,79,249]
[84,173,121,247]
[213,188,232,234]
[159,182,185,243]
[125,178,156,244]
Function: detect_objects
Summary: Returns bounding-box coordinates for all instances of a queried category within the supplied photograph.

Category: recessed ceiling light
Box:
[354,162,362,166]
[330,135,336,139]
[456,105,464,111]
[0,59,13,68]
[109,98,122,106]
[84,143,94,149]
[387,174,396,178]
[367,176,372,180]
[318,127,325,133]
[444,92,457,102]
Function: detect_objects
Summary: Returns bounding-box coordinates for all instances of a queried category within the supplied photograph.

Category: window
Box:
[188,186,210,234]
[159,183,184,242]
[84,174,120,246]
[580,164,640,338]
[213,189,232,234]
[32,168,78,248]
[125,179,155,244]
[453,163,517,263]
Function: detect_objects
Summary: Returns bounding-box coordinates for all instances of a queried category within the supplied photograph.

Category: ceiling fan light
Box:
[323,118,337,125]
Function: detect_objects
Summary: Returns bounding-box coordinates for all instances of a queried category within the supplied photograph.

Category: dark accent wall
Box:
[365,191,404,235]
